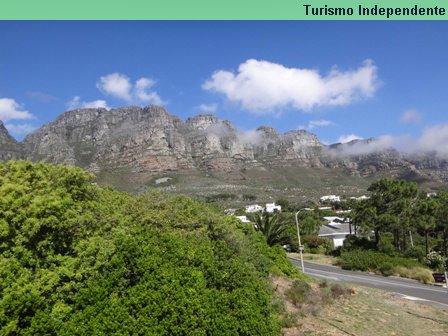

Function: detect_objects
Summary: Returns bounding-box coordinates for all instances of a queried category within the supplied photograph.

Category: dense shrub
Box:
[342,235,376,251]
[283,279,353,318]
[0,161,298,335]
[339,249,433,283]
[404,245,426,261]
[339,249,422,272]
[377,235,396,256]
[285,279,312,306]
[425,251,447,271]
[304,236,332,254]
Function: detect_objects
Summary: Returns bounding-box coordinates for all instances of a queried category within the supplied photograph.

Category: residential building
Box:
[320,195,341,203]
[318,216,352,247]
[245,204,263,213]
[265,202,281,213]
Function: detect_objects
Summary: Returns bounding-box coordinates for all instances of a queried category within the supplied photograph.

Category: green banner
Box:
[0,0,447,19]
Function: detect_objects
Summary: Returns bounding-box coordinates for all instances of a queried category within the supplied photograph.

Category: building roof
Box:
[318,222,352,237]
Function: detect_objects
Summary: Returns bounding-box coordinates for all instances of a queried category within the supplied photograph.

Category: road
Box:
[289,258,448,310]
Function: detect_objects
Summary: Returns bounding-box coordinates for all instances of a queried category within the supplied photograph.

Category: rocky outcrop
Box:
[23,106,194,173]
[0,121,23,161]
[1,105,446,187]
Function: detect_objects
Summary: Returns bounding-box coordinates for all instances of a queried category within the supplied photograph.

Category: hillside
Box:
[1,105,447,200]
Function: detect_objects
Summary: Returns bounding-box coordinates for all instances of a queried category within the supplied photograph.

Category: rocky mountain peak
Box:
[0,120,23,161]
[0,121,15,143]
[283,130,322,147]
[186,114,233,131]
[256,126,278,138]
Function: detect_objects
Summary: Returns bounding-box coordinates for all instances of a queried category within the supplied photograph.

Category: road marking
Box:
[307,272,340,281]
[400,295,428,301]
[397,294,448,309]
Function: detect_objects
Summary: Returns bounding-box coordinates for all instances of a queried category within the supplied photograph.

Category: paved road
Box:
[289,258,448,310]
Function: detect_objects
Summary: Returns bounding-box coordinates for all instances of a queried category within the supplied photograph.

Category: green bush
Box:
[404,246,426,261]
[304,236,332,254]
[0,161,299,335]
[342,235,376,250]
[377,237,396,256]
[285,279,312,306]
[425,251,447,272]
[393,266,434,284]
[339,249,423,274]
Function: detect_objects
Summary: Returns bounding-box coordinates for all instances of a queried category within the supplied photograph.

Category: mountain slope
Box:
[0,121,24,161]
[0,105,446,198]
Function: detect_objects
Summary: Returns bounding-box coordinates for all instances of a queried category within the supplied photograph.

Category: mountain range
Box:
[1,105,447,200]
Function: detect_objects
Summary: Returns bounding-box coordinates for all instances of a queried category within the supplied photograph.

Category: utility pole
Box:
[295,208,312,273]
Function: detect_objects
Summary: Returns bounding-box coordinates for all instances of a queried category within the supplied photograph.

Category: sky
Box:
[1,21,448,153]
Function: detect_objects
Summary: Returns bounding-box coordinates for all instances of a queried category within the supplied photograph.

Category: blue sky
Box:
[1,21,447,150]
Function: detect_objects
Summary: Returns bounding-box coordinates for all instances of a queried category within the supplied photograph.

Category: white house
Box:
[320,195,341,203]
[245,204,263,213]
[265,203,281,213]
[235,215,251,223]
[318,216,352,247]
[336,209,352,214]
[350,195,370,201]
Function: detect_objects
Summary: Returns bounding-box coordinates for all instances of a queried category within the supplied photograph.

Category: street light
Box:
[295,208,312,273]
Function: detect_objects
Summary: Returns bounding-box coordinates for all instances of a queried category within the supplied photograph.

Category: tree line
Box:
[351,179,448,260]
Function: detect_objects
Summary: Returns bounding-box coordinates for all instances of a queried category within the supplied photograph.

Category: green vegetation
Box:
[0,161,301,335]
[350,178,448,271]
[248,211,290,247]
[339,249,433,283]
[304,236,332,254]
[279,278,353,324]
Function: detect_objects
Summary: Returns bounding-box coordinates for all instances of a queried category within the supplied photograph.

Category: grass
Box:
[273,276,448,336]
[297,286,448,336]
[288,252,339,266]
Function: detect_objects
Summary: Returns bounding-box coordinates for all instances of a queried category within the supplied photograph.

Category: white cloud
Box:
[96,73,163,105]
[328,134,413,156]
[239,129,264,145]
[338,134,364,143]
[198,103,218,113]
[28,91,57,103]
[134,78,163,105]
[203,59,378,114]
[4,123,37,136]
[307,119,334,130]
[97,73,132,101]
[416,124,448,157]
[400,109,422,124]
[0,98,34,121]
[67,96,110,110]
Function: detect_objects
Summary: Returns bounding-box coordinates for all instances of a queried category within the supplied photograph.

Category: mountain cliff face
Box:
[0,121,23,161]
[1,105,447,194]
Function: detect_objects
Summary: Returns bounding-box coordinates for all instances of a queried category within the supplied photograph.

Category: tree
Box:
[416,195,437,255]
[248,211,290,247]
[353,179,418,250]
[435,192,448,263]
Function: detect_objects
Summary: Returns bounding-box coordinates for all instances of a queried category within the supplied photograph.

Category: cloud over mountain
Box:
[67,96,110,110]
[97,73,163,105]
[0,98,34,121]
[203,59,378,114]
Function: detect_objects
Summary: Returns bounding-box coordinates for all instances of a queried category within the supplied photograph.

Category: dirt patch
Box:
[272,276,448,336]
